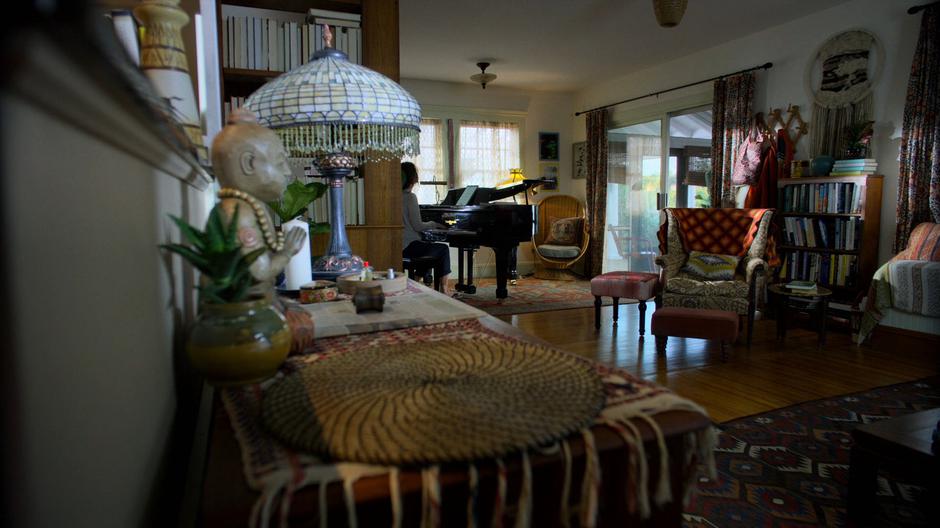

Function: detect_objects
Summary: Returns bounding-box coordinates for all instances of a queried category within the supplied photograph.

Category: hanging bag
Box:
[732,118,768,185]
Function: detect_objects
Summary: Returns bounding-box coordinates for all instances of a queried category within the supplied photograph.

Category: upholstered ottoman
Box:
[651,307,738,361]
[590,271,661,336]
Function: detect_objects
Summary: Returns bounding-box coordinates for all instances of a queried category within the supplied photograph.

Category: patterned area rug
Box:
[684,378,940,527]
[451,277,633,316]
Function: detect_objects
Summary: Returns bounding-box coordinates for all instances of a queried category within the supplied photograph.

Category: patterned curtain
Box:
[710,73,755,207]
[896,4,940,252]
[585,109,609,277]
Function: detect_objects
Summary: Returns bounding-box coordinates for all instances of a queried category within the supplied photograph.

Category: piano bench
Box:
[402,255,442,291]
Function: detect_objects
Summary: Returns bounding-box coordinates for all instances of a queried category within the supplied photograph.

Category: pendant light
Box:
[470,62,497,89]
[652,0,688,28]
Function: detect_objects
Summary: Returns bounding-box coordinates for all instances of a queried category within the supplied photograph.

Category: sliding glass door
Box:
[603,106,711,273]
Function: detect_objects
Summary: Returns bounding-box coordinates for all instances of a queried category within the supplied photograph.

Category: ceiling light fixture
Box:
[470,62,497,89]
[652,0,688,28]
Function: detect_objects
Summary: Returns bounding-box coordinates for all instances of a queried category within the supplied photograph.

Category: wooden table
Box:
[848,408,940,524]
[195,316,712,527]
[768,284,833,347]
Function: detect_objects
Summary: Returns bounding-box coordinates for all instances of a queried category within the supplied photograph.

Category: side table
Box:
[767,284,833,347]
[848,408,940,524]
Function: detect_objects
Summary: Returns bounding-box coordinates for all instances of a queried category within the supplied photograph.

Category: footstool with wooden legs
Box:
[590,271,661,338]
[651,307,739,361]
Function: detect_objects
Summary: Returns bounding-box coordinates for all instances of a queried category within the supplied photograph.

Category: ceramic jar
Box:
[186,297,291,386]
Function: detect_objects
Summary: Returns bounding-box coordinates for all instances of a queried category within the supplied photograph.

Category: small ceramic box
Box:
[299,281,339,304]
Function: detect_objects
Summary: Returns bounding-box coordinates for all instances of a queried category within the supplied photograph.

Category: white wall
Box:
[572,0,919,264]
[401,78,577,276]
[2,33,210,527]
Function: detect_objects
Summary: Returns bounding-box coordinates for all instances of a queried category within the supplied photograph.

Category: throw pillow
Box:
[681,251,740,281]
[545,217,582,246]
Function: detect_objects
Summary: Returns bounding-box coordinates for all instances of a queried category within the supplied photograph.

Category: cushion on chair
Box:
[681,251,740,280]
[537,244,581,259]
[666,276,749,298]
[544,217,583,245]
[590,271,660,300]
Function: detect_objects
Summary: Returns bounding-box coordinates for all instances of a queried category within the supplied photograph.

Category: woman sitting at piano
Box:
[401,162,451,293]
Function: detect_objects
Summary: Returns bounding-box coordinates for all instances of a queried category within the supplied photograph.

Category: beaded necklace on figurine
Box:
[217,188,284,252]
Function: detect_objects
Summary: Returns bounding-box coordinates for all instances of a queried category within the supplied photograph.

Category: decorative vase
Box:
[134,0,207,163]
[186,296,291,386]
[811,155,835,176]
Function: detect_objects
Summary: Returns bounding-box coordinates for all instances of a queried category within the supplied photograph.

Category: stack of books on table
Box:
[784,280,818,294]
[830,158,878,176]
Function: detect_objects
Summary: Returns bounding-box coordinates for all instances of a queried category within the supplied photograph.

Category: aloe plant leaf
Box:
[160,243,211,272]
[168,215,207,251]
[223,203,240,250]
[206,207,227,253]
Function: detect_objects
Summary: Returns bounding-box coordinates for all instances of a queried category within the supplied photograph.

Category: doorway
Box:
[603,106,711,273]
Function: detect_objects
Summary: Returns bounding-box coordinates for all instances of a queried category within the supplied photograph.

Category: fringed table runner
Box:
[221,318,716,528]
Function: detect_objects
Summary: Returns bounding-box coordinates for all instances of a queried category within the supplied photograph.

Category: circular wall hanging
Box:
[804,29,884,157]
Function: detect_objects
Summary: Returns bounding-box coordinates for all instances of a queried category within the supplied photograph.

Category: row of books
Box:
[779,182,862,214]
[781,216,861,250]
[221,15,361,72]
[830,158,878,176]
[304,175,366,227]
[779,251,858,288]
[223,97,247,123]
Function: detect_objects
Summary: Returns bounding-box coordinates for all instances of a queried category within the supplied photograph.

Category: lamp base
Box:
[312,254,364,280]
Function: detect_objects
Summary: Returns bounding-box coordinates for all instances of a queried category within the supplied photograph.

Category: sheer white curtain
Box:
[402,118,446,204]
[457,120,520,188]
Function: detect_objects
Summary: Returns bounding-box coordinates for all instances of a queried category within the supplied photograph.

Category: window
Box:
[457,120,520,188]
[402,118,447,205]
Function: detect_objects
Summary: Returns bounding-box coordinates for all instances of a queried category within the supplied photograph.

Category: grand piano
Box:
[419,179,547,299]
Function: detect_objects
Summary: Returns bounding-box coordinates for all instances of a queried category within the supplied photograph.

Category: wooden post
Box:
[360,0,403,272]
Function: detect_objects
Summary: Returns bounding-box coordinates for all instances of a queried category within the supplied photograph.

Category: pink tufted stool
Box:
[590,271,661,336]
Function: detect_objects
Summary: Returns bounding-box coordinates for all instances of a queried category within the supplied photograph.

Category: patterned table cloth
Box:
[222,318,716,528]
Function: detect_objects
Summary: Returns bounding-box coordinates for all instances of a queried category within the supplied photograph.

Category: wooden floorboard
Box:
[498,305,940,423]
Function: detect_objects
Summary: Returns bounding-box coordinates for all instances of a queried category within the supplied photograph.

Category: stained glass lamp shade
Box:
[245,47,421,162]
[245,42,421,278]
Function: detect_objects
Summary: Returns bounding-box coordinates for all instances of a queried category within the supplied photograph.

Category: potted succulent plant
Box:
[162,205,291,386]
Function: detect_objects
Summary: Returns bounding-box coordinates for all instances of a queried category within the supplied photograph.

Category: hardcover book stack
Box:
[830,158,878,176]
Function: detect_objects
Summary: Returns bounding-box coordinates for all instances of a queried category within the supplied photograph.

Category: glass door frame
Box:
[608,93,712,211]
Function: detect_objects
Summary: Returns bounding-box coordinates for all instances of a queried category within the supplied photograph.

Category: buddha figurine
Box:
[211,109,306,285]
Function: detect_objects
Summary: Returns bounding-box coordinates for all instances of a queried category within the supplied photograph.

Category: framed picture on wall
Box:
[539,162,559,190]
[539,132,560,161]
[572,141,586,179]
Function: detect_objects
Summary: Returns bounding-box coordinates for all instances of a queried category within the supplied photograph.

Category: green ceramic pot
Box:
[186,297,291,386]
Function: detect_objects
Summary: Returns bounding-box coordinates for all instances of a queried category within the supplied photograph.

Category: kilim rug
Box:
[683,378,940,528]
[451,277,633,316]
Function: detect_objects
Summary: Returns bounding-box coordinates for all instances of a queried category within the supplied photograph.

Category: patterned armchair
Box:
[655,208,778,347]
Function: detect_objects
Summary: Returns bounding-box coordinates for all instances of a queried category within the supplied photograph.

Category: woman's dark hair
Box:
[401,162,419,190]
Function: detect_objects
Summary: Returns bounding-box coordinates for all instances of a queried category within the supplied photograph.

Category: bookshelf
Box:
[214,0,406,272]
[776,175,883,304]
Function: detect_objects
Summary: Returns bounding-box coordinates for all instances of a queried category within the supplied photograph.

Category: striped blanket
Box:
[858,260,940,342]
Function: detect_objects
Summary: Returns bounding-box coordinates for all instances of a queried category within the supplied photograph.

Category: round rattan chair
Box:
[531,195,590,280]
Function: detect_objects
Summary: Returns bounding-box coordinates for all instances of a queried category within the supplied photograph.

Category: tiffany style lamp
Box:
[245,27,421,278]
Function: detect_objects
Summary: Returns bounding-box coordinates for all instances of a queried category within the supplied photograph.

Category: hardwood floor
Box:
[498,305,940,422]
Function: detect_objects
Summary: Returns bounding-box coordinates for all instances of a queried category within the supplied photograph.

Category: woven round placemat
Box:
[261,338,606,465]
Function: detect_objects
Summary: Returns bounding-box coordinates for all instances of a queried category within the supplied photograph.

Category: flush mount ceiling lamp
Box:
[470,62,497,89]
[652,0,688,28]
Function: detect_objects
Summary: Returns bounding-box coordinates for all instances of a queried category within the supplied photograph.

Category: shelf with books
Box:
[213,0,406,271]
[776,174,882,302]
[778,246,860,255]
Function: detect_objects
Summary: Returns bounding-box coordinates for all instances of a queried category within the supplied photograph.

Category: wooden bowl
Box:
[336,271,407,295]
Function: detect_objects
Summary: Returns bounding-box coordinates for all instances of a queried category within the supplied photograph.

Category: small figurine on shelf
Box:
[843,120,874,159]
[211,109,307,289]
